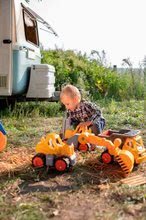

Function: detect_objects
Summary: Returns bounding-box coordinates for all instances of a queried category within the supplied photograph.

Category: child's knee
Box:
[91,119,105,135]
[90,124,100,135]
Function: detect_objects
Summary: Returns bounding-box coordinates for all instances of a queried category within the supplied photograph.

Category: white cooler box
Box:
[26,64,55,98]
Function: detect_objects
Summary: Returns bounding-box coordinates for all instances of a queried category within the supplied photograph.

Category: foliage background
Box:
[42,49,144,101]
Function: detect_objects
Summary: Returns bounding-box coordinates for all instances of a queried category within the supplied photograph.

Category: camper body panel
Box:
[13,49,29,95]
[0,0,13,96]
[0,0,56,101]
[12,46,41,95]
[12,0,42,95]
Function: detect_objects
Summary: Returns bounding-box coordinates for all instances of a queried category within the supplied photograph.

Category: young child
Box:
[60,84,105,137]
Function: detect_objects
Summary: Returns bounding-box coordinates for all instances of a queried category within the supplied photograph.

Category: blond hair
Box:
[60,84,81,100]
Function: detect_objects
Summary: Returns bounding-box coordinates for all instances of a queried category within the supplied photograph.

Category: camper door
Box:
[0,0,13,96]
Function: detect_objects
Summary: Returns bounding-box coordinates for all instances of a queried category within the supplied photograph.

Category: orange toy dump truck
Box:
[98,129,146,165]
[0,122,7,152]
[65,128,146,175]
[32,133,76,172]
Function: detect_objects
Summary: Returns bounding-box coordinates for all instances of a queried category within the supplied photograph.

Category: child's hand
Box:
[78,121,92,131]
[59,133,63,139]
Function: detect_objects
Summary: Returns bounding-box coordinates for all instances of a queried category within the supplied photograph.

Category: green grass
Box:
[1,99,144,150]
[0,99,145,219]
[100,99,144,130]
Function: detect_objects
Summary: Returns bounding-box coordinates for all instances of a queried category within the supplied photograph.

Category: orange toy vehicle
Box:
[0,122,7,152]
[98,129,146,165]
[32,133,76,172]
[65,127,146,175]
[64,126,93,152]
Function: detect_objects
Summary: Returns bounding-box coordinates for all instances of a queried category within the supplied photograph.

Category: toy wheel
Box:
[55,158,69,172]
[101,151,114,164]
[32,153,46,168]
[78,144,89,152]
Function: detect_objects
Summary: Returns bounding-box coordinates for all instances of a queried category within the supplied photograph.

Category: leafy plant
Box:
[41,49,144,101]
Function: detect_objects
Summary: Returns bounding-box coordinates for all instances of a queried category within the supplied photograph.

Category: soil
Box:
[0,148,146,219]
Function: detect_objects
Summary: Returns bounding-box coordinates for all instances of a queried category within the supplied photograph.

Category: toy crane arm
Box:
[78,132,122,155]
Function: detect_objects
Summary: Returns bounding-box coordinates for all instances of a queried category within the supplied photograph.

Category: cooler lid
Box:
[31,64,55,71]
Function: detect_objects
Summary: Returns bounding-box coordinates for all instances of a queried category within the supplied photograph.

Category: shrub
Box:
[41,49,144,101]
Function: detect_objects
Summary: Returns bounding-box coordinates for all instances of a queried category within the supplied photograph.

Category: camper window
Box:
[23,10,39,46]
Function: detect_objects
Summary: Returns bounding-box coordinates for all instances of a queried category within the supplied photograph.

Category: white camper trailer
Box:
[0,0,58,105]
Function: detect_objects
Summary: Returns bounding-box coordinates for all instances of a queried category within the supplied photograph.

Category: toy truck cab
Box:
[122,134,146,164]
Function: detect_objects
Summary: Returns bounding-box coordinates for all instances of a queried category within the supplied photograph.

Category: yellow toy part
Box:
[0,131,7,152]
[35,133,74,157]
[122,135,146,164]
[65,125,91,139]
[75,130,145,175]
[115,150,134,174]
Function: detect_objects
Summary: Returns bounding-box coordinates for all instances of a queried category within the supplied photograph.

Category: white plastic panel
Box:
[0,0,13,95]
[26,64,55,98]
